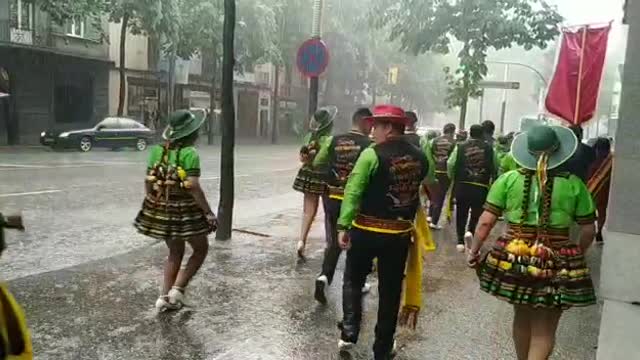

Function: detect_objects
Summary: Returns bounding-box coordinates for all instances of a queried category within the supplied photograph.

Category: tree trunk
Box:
[216,0,236,241]
[271,64,280,144]
[208,46,218,145]
[117,13,130,117]
[459,94,468,130]
[168,47,177,113]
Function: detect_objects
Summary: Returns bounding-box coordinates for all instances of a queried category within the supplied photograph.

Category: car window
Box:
[97,118,121,130]
[119,119,143,129]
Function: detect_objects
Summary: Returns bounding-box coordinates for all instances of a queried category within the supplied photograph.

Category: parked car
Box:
[40,117,155,152]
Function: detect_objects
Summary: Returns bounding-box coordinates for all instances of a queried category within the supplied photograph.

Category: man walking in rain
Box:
[337,105,428,360]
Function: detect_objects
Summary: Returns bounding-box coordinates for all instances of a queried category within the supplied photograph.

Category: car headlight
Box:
[59,132,70,138]
[40,131,46,137]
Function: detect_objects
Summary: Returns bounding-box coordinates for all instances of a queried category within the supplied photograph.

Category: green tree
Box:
[372,0,563,128]
[108,0,177,116]
[216,0,236,240]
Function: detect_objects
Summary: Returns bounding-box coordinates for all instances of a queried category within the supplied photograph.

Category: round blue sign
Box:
[297,39,330,78]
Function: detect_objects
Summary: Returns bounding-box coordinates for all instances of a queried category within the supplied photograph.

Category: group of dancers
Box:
[0,105,613,359]
[291,104,609,360]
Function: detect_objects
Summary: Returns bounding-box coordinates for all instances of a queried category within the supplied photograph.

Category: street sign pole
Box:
[308,0,323,121]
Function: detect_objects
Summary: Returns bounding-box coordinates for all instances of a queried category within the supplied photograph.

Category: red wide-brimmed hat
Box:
[366,104,409,125]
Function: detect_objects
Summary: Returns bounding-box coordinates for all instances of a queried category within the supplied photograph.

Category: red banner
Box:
[545,24,611,125]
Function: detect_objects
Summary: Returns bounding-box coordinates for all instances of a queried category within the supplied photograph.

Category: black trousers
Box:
[455,183,489,244]
[341,229,410,359]
[428,172,451,225]
[320,196,342,283]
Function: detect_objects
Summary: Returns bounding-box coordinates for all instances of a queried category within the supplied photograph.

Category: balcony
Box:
[0,19,53,47]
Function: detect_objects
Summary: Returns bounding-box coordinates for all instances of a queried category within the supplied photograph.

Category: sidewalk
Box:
[9,209,602,359]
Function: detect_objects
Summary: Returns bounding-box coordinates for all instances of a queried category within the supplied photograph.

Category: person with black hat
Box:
[482,120,496,147]
[337,104,428,359]
[134,110,217,312]
[468,125,596,360]
[403,111,421,148]
[563,125,596,182]
[426,122,456,229]
[312,107,373,304]
[448,124,498,252]
[292,106,337,258]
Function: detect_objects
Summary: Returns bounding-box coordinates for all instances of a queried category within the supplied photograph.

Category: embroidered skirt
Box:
[477,225,596,309]
[134,190,213,241]
[292,165,326,195]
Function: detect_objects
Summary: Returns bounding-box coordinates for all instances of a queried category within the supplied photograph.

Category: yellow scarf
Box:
[0,284,32,359]
[399,189,436,329]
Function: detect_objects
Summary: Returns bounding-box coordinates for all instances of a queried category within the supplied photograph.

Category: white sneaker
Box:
[338,339,355,351]
[361,282,372,294]
[314,275,328,304]
[155,296,181,312]
[456,244,466,253]
[168,287,185,307]
[464,231,473,244]
[429,223,442,230]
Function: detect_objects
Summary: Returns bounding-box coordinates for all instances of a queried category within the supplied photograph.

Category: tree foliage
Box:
[372,0,563,127]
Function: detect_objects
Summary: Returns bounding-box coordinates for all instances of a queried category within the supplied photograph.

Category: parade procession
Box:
[0,0,637,359]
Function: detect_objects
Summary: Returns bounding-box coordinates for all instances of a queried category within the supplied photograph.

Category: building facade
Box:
[0,0,111,145]
[596,1,640,358]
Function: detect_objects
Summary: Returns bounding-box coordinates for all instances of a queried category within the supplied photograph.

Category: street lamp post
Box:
[487,60,549,125]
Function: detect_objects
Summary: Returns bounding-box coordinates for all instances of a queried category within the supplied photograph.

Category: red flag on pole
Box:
[545,24,611,126]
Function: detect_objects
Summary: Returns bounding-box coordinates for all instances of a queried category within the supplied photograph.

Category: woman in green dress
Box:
[467,125,596,360]
[292,106,336,258]
[135,110,217,312]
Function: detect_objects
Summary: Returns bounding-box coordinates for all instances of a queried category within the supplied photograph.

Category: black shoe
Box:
[596,232,604,243]
[315,275,328,304]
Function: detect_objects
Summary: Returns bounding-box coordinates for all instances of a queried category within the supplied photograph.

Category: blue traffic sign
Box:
[297,39,330,78]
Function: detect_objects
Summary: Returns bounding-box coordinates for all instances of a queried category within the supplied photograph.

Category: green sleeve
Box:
[180,147,201,177]
[493,149,499,180]
[424,143,436,183]
[484,172,510,215]
[147,145,163,170]
[447,145,458,179]
[338,148,378,229]
[312,136,333,168]
[573,176,597,225]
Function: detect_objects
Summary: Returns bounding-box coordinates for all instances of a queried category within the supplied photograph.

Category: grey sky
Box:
[549,0,624,24]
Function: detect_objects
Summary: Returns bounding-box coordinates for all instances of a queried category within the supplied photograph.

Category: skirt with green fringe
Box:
[292,165,326,195]
[477,226,596,309]
[134,190,213,241]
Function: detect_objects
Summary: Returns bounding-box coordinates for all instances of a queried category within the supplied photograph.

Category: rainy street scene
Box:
[0,0,637,359]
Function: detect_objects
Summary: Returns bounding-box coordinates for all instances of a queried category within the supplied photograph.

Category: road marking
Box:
[0,163,49,169]
[0,189,62,198]
[200,167,298,180]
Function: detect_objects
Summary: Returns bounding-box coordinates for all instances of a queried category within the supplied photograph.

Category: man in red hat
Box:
[336,104,428,359]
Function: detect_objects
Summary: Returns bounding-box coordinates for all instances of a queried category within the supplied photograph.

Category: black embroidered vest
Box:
[327,131,371,194]
[360,139,427,221]
[431,135,455,172]
[455,139,494,185]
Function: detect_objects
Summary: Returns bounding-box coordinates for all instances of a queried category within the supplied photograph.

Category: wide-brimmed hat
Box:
[366,105,410,126]
[162,110,206,141]
[309,106,338,132]
[511,125,577,170]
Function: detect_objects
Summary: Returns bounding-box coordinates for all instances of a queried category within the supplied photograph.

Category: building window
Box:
[66,19,86,38]
[10,0,33,30]
[258,72,270,85]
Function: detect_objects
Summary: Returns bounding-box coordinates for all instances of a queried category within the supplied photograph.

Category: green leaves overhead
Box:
[372,0,563,125]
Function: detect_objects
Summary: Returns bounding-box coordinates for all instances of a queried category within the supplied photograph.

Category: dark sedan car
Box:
[41,117,155,152]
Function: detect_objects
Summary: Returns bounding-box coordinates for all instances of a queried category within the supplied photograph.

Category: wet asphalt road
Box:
[0,146,602,359]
